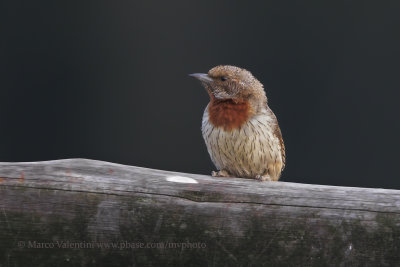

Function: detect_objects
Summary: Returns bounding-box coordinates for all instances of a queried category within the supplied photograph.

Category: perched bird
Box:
[190,65,285,181]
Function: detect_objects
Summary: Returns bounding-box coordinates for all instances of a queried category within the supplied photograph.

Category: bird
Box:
[190,65,285,181]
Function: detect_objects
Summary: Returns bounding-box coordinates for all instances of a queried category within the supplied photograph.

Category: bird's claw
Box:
[211,170,230,177]
[255,174,273,182]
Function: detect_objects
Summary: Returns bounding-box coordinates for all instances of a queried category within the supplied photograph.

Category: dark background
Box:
[1,1,399,189]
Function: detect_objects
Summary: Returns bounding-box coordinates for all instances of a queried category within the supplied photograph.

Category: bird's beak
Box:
[189,73,213,83]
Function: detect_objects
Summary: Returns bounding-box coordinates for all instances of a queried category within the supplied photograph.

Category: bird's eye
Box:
[220,76,227,81]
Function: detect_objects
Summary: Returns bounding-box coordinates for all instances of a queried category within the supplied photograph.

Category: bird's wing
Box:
[274,124,286,172]
[266,104,286,172]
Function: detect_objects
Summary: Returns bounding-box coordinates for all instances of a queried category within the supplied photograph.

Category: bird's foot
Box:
[255,174,274,182]
[212,170,230,178]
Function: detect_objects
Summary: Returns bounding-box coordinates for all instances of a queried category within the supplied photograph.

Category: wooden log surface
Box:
[0,158,399,266]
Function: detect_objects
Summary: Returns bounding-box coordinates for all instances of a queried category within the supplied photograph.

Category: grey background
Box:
[1,0,399,188]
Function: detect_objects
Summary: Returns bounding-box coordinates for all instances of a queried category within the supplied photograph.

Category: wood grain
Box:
[0,159,399,266]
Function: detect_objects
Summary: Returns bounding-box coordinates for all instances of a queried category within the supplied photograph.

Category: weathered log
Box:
[0,159,399,266]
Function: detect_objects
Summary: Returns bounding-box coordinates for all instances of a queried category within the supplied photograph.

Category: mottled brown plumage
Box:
[190,65,285,181]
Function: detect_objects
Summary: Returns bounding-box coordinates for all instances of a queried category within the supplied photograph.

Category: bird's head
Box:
[190,65,268,131]
[190,65,267,110]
